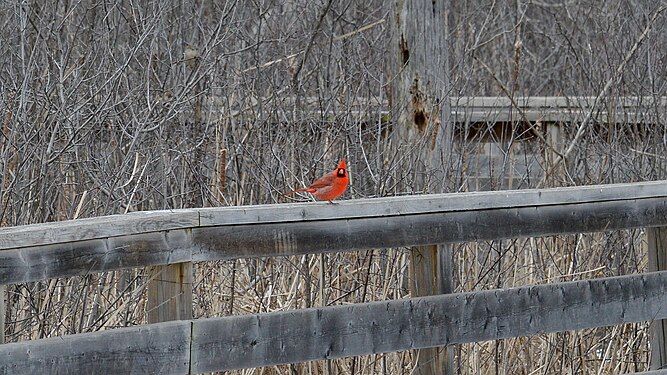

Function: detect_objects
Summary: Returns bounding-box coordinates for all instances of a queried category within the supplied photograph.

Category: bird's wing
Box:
[307,172,335,190]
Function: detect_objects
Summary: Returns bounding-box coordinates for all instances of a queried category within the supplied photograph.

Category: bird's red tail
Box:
[283,188,313,196]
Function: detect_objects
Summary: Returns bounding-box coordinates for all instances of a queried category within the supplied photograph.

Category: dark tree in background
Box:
[391,0,453,374]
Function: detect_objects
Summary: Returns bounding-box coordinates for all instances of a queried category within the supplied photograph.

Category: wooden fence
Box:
[451,96,667,123]
[245,95,667,123]
[1,180,667,373]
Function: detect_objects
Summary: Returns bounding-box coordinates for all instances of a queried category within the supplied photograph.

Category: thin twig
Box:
[540,4,667,186]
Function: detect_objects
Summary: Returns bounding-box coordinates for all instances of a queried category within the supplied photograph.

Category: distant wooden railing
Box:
[0,180,667,373]
[221,96,667,123]
[450,96,667,123]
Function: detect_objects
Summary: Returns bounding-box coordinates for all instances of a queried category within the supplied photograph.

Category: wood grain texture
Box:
[148,262,194,323]
[0,284,4,344]
[3,271,666,373]
[197,180,667,226]
[0,181,665,284]
[0,320,191,375]
[0,180,662,246]
[190,271,667,372]
[0,209,199,250]
[648,227,667,370]
[392,0,452,372]
[0,230,193,284]
[409,244,454,375]
[192,197,667,261]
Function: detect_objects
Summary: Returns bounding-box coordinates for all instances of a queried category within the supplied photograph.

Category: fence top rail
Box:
[0,180,665,251]
[0,180,666,284]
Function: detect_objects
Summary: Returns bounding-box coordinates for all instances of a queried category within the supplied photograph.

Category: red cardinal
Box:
[284,159,349,203]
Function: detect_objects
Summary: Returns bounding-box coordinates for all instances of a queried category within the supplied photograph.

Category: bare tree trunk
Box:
[391,1,453,374]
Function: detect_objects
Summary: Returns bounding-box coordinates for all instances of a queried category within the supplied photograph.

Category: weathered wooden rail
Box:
[0,180,666,374]
[1,180,666,284]
[451,96,667,123]
[245,96,667,123]
[2,271,666,373]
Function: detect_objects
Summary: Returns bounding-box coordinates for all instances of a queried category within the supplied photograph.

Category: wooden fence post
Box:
[409,244,455,374]
[544,122,562,185]
[391,0,452,373]
[147,262,193,323]
[648,227,667,370]
[0,284,5,344]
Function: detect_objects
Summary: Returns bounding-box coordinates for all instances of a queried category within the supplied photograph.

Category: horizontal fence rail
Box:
[0,180,666,284]
[451,96,667,123]
[2,271,666,374]
[214,96,667,123]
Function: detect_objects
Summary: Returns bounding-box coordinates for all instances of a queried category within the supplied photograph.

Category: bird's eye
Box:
[337,168,346,177]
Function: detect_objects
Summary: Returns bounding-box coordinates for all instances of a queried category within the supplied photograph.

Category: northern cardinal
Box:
[284,159,349,203]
